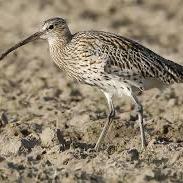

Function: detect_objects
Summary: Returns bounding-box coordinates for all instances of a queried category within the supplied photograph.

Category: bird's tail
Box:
[161,59,183,84]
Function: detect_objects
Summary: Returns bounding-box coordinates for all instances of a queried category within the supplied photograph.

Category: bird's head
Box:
[40,17,69,41]
[0,17,70,60]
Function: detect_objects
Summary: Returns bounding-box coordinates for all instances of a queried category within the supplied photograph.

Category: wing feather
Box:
[91,31,183,84]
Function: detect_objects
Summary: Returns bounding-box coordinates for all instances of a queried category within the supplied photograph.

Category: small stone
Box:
[167,98,176,107]
[107,145,116,155]
[0,112,8,126]
[128,148,139,161]
[0,137,21,156]
[162,124,170,134]
[40,127,55,147]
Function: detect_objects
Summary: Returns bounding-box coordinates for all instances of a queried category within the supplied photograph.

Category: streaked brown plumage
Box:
[1,17,183,151]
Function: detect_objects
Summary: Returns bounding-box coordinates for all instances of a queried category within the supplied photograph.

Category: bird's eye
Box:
[48,25,54,30]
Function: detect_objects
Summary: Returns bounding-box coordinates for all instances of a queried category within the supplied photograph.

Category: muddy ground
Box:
[0,0,183,182]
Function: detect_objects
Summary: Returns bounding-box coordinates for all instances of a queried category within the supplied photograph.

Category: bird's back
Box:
[69,30,183,87]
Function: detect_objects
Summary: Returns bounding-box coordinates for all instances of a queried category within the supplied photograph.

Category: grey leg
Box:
[95,92,115,151]
[130,94,147,149]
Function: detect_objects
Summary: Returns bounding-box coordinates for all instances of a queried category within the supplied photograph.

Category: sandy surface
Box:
[1,0,183,182]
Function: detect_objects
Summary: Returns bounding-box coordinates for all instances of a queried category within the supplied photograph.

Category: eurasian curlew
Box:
[1,17,183,151]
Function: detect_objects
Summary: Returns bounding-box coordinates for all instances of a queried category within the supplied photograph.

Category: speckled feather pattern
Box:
[49,30,183,96]
[1,17,183,150]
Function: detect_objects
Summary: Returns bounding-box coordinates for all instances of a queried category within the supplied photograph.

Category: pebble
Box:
[40,127,55,147]
[128,148,139,161]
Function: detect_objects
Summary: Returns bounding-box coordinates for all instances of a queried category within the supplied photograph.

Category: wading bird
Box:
[1,17,183,151]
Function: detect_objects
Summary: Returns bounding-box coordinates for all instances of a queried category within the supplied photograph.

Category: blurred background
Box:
[1,0,183,182]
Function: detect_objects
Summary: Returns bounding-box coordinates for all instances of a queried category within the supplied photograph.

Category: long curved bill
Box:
[0,31,44,61]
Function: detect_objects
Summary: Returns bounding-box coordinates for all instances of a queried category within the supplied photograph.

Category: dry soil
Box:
[1,0,183,182]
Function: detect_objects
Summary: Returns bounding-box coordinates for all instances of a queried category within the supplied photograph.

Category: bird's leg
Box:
[130,94,147,149]
[95,92,115,151]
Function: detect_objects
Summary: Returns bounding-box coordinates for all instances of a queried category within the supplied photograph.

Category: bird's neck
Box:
[48,28,72,48]
[48,38,68,68]
[48,27,72,63]
[48,30,76,75]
